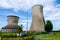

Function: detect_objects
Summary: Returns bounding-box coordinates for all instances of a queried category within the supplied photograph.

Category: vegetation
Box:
[18,24,23,33]
[0,32,60,40]
[1,32,31,37]
[1,36,32,40]
[18,27,22,33]
[33,32,60,40]
[1,32,17,37]
[0,37,1,40]
[0,31,1,37]
[29,32,45,35]
[45,20,53,32]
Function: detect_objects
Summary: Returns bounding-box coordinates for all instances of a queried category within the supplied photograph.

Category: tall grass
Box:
[34,32,60,40]
[1,32,17,37]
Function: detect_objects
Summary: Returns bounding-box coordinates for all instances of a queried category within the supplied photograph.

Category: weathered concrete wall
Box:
[2,29,18,32]
[30,5,45,32]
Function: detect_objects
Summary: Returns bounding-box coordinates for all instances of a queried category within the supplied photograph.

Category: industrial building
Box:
[1,15,22,32]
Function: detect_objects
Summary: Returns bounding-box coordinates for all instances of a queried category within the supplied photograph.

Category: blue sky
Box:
[0,0,60,31]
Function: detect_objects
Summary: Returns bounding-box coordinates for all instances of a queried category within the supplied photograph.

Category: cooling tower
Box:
[1,15,22,32]
[8,15,19,25]
[30,5,45,32]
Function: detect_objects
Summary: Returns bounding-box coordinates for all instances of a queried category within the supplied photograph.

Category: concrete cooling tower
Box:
[30,5,45,32]
[1,15,22,32]
[8,15,19,25]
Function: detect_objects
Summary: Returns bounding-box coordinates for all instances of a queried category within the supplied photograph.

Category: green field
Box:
[0,32,60,40]
[34,32,60,40]
[0,37,1,40]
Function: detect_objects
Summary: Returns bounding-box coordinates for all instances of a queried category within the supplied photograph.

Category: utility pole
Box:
[26,11,28,32]
[26,4,29,32]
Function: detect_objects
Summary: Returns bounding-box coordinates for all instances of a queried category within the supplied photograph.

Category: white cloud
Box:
[0,0,11,8]
[0,0,56,11]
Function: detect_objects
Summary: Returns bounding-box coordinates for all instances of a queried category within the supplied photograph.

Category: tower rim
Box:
[32,5,43,8]
[7,15,19,18]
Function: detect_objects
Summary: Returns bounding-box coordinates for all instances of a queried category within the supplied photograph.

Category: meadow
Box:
[0,32,60,40]
[34,32,60,40]
[0,37,1,40]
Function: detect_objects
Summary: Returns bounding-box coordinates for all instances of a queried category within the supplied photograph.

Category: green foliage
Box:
[45,20,53,32]
[33,32,60,40]
[18,27,22,33]
[1,32,17,37]
[1,36,33,40]
[18,25,23,33]
[0,32,1,37]
[29,32,44,35]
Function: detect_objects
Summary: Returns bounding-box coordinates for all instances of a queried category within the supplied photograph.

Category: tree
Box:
[45,20,53,32]
[18,24,23,33]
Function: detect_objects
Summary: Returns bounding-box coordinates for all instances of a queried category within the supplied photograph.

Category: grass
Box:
[1,32,17,37]
[1,36,32,40]
[34,32,60,40]
[0,32,60,40]
[0,37,1,40]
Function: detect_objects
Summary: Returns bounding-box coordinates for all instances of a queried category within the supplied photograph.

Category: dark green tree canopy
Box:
[18,24,23,33]
[45,20,53,32]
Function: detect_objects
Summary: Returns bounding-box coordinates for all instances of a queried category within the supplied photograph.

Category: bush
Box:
[29,32,44,35]
[45,20,53,32]
[1,32,17,37]
[0,32,2,37]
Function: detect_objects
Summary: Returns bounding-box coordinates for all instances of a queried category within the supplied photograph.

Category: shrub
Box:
[0,32,2,37]
[1,32,17,37]
[29,32,43,35]
[45,20,53,32]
